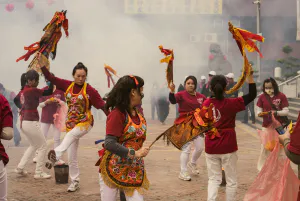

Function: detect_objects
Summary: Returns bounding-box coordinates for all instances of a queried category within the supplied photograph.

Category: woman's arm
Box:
[87,85,109,116]
[169,92,177,104]
[42,84,54,96]
[105,135,129,158]
[242,74,257,106]
[275,107,289,116]
[41,66,72,92]
[13,93,22,109]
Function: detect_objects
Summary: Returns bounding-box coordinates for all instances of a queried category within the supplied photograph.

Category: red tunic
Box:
[106,108,140,137]
[39,87,65,124]
[41,66,107,114]
[22,86,44,121]
[257,93,289,127]
[0,94,13,165]
[203,97,245,154]
[174,90,206,124]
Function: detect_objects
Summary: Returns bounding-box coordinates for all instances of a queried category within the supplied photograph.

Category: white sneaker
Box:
[188,162,200,174]
[34,172,51,179]
[67,181,80,192]
[178,171,191,181]
[15,168,28,176]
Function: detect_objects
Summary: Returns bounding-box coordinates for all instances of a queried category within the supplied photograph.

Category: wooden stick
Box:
[149,133,165,148]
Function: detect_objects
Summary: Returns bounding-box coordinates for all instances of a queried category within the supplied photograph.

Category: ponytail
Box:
[213,83,224,100]
[210,75,227,100]
[20,73,27,90]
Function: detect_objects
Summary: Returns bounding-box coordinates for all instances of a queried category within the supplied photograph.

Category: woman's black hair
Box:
[210,75,227,100]
[184,75,198,91]
[26,70,39,82]
[105,75,144,112]
[20,73,27,90]
[72,62,88,76]
[262,77,279,95]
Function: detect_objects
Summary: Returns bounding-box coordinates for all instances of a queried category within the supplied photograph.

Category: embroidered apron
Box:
[100,111,149,196]
[65,82,92,132]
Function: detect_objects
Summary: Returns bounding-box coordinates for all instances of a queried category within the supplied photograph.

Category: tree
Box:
[277,45,300,78]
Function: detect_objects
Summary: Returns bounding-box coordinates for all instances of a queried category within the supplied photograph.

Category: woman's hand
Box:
[169,82,175,93]
[135,147,150,158]
[35,52,49,69]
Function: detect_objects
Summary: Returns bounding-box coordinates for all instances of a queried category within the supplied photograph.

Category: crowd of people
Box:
[0,50,300,201]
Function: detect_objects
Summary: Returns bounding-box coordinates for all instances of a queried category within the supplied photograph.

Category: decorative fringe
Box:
[100,151,150,197]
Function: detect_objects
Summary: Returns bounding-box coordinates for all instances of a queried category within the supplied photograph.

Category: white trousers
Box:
[41,123,61,149]
[0,161,7,201]
[206,152,238,201]
[99,174,144,201]
[18,121,47,174]
[180,136,204,172]
[54,125,92,182]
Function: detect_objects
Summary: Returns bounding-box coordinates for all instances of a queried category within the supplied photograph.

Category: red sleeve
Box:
[106,109,126,137]
[257,95,263,108]
[175,91,182,103]
[280,93,289,108]
[87,85,107,114]
[230,97,246,113]
[0,95,13,128]
[41,66,72,92]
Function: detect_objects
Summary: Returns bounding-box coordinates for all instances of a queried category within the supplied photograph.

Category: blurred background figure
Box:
[225,73,238,98]
[150,82,159,120]
[176,77,186,118]
[0,83,21,146]
[156,84,170,125]
[201,71,216,97]
[197,75,207,93]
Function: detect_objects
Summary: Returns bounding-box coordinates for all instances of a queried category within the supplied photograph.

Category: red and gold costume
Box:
[163,104,218,150]
[100,111,149,196]
[65,82,92,132]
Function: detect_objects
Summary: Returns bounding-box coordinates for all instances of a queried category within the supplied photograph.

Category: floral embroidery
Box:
[65,83,91,132]
[136,128,143,137]
[102,111,148,190]
[128,170,137,179]
[128,126,136,133]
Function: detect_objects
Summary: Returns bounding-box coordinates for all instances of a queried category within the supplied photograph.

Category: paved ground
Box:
[3,105,298,201]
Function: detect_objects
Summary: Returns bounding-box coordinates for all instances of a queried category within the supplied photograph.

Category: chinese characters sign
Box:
[124,0,222,15]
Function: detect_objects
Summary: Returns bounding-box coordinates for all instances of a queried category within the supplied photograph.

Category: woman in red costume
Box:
[169,76,206,181]
[36,53,108,192]
[14,70,53,179]
[99,75,150,201]
[0,94,14,201]
[33,75,66,164]
[203,73,256,201]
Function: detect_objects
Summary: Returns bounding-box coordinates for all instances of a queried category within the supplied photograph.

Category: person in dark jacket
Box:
[201,71,216,97]
[225,73,238,98]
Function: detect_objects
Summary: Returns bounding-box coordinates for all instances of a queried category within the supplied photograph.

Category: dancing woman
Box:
[0,94,14,201]
[33,75,66,163]
[203,73,256,201]
[169,76,206,181]
[99,75,150,201]
[36,53,107,192]
[256,77,289,171]
[14,70,53,179]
